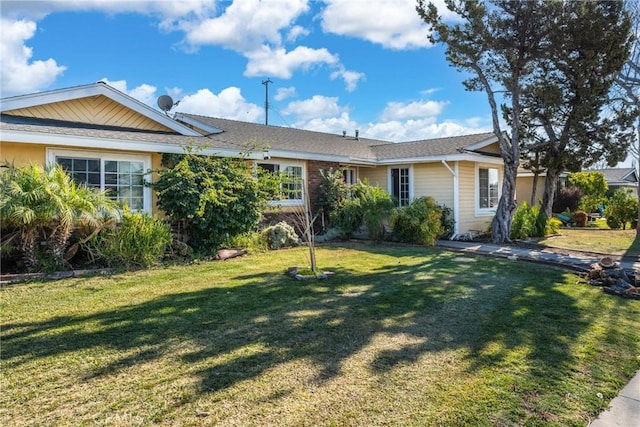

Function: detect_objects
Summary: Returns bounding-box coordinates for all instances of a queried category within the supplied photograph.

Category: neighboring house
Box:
[590,167,638,193]
[516,167,639,210]
[1,82,504,238]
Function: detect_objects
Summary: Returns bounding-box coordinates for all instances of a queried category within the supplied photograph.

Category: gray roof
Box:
[590,168,638,185]
[181,114,498,161]
[2,112,499,164]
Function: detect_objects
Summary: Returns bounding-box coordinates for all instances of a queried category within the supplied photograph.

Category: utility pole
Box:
[262,78,273,125]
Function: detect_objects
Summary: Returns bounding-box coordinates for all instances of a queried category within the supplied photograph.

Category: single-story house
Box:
[1,82,505,238]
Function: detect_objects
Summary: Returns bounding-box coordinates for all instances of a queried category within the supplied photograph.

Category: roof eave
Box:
[0,82,201,137]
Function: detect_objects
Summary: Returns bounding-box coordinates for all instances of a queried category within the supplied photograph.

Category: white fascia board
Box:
[265,149,377,165]
[376,153,504,165]
[1,128,189,154]
[1,83,201,137]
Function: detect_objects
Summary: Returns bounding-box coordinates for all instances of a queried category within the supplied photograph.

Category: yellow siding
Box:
[4,96,174,132]
[477,141,501,155]
[1,142,46,165]
[516,174,547,207]
[457,161,495,234]
[413,162,454,208]
[359,166,387,188]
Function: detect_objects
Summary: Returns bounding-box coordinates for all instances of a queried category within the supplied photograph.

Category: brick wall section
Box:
[307,160,340,208]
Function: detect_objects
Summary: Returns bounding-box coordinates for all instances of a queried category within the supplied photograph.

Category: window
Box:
[390,167,411,206]
[48,149,151,212]
[257,161,304,205]
[282,166,303,200]
[342,168,357,185]
[478,167,499,210]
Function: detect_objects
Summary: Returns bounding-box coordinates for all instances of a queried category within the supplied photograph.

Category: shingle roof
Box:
[371,132,497,160]
[2,112,500,164]
[180,114,380,160]
[591,168,638,184]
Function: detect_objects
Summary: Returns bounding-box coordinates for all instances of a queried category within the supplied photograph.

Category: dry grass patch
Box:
[2,242,639,426]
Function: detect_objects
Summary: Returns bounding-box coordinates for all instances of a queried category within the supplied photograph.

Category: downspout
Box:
[441,160,459,239]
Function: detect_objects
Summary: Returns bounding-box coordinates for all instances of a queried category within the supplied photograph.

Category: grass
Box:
[2,242,639,426]
[537,219,640,256]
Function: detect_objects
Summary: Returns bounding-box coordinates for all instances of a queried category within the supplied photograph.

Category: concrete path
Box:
[437,240,640,427]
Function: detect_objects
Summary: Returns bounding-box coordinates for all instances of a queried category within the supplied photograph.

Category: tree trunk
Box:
[530,171,539,206]
[491,162,518,243]
[541,165,561,218]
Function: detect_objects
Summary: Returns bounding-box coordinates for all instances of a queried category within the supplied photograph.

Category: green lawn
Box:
[537,223,640,256]
[2,243,639,426]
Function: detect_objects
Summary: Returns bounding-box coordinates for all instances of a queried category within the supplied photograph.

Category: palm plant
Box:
[0,163,120,270]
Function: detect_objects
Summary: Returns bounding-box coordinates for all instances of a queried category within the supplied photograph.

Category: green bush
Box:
[357,182,395,241]
[0,162,119,271]
[510,202,548,240]
[150,154,279,253]
[604,188,638,230]
[314,168,348,228]
[330,180,394,241]
[390,197,444,245]
[261,221,300,250]
[332,198,364,239]
[222,231,269,253]
[87,209,172,268]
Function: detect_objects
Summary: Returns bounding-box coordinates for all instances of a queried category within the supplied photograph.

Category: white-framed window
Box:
[477,166,499,214]
[257,161,305,206]
[47,148,152,212]
[389,166,412,206]
[342,168,357,185]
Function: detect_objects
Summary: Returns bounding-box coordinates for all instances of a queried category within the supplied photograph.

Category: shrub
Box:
[150,154,279,253]
[87,208,172,268]
[0,162,119,271]
[390,197,444,245]
[604,188,638,230]
[510,202,548,239]
[314,168,348,228]
[552,186,583,213]
[222,231,269,253]
[261,221,300,250]
[568,171,608,213]
[571,211,588,227]
[357,182,395,241]
[332,199,363,239]
[331,180,394,241]
[440,205,455,238]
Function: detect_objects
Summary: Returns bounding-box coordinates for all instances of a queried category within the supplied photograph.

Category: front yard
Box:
[1,243,639,426]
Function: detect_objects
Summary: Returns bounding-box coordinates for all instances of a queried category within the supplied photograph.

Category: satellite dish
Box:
[157,95,174,113]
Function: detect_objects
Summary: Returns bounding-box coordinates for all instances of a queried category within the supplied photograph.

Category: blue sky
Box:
[3,0,636,171]
[0,0,499,143]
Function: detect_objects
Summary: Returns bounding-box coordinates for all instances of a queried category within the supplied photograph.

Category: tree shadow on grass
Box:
[2,244,586,411]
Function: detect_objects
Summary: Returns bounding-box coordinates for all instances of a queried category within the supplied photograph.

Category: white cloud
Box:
[0,18,66,97]
[321,0,433,50]
[286,25,310,43]
[364,118,491,142]
[176,86,263,122]
[274,86,296,101]
[298,112,358,136]
[244,45,338,79]
[380,99,448,121]
[181,0,309,51]
[330,67,366,92]
[282,95,344,120]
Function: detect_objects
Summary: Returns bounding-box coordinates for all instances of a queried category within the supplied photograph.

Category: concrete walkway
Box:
[437,240,640,427]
